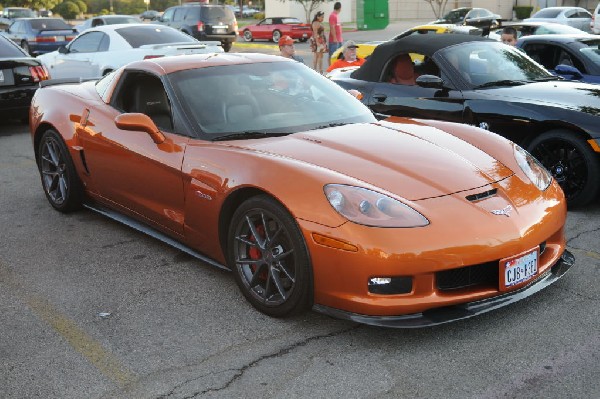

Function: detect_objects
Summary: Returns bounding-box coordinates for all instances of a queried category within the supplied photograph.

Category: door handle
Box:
[373,93,387,102]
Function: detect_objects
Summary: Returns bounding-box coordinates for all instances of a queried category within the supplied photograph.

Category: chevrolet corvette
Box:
[30,53,573,327]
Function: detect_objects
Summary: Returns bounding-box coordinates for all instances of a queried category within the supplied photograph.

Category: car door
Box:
[255,18,273,40]
[77,71,187,236]
[47,31,107,79]
[364,52,466,123]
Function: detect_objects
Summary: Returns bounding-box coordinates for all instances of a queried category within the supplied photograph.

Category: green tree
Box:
[75,0,87,14]
[55,1,80,20]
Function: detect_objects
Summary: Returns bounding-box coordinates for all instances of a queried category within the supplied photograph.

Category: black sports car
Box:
[433,7,502,33]
[0,33,49,121]
[517,34,600,84]
[331,34,600,207]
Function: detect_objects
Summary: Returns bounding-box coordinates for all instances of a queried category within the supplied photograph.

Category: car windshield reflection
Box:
[439,42,554,88]
[169,61,376,139]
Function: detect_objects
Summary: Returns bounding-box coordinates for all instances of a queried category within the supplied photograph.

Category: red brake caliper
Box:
[248,225,268,280]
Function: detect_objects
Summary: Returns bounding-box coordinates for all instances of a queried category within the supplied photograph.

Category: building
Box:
[264,0,597,23]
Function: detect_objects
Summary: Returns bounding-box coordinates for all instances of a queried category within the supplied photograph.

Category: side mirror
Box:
[115,113,165,144]
[555,64,583,79]
[415,74,444,89]
[58,46,68,54]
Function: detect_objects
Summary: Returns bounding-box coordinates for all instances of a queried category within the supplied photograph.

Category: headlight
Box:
[514,145,552,191]
[324,184,429,228]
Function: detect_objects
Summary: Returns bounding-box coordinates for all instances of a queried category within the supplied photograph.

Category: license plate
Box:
[54,36,65,41]
[500,248,538,290]
[214,27,226,34]
[0,70,4,83]
[302,33,308,37]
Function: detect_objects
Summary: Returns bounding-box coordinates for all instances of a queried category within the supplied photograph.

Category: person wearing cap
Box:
[310,11,328,74]
[278,35,305,64]
[326,40,365,72]
[328,2,342,59]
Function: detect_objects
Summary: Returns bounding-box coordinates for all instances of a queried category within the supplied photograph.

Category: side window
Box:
[114,73,174,132]
[69,32,105,53]
[161,8,175,22]
[264,18,272,25]
[523,43,558,69]
[176,7,190,22]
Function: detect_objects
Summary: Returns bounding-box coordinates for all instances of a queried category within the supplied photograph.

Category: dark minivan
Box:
[157,4,238,52]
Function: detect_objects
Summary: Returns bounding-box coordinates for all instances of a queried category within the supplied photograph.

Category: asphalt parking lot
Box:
[1,23,600,398]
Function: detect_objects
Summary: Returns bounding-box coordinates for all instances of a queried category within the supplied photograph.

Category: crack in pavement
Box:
[166,324,362,398]
[566,226,600,246]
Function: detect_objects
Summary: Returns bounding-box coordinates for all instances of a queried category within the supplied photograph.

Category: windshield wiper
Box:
[311,122,350,130]
[474,80,528,89]
[212,132,288,142]
[532,76,564,82]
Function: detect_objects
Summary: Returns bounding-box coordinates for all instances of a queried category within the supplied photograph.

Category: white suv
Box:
[592,3,600,34]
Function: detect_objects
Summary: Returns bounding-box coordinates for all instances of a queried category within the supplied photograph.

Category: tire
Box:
[222,41,232,52]
[243,30,253,42]
[227,195,312,317]
[21,41,31,55]
[299,38,308,43]
[528,129,600,207]
[37,129,84,212]
[272,30,281,43]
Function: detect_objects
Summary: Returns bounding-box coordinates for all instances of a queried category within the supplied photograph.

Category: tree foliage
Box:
[423,0,449,19]
[278,0,333,24]
[55,1,79,19]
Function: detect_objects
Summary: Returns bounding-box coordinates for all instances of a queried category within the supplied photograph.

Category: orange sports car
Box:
[30,53,574,327]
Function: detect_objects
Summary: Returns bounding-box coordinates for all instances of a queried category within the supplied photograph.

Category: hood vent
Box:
[466,188,498,202]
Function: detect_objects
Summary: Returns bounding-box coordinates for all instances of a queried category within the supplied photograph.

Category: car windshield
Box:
[104,16,140,24]
[30,19,72,30]
[5,9,35,18]
[443,9,469,22]
[0,36,27,57]
[169,61,375,138]
[116,26,197,47]
[531,9,562,18]
[578,40,600,64]
[438,41,554,87]
[535,24,584,34]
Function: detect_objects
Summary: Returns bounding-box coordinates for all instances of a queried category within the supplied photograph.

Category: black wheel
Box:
[272,30,281,43]
[243,30,253,42]
[222,41,232,52]
[528,130,600,207]
[299,38,308,43]
[38,129,83,212]
[228,195,311,317]
[21,41,31,55]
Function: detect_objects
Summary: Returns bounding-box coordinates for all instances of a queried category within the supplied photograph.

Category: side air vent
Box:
[466,188,497,202]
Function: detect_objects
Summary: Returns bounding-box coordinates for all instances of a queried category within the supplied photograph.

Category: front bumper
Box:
[313,250,574,328]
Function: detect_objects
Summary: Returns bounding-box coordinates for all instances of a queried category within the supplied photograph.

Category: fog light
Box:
[368,277,412,295]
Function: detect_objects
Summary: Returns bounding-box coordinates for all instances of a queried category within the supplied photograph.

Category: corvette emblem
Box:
[479,122,490,130]
[491,205,512,217]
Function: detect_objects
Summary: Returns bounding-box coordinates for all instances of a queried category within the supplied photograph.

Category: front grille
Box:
[436,242,547,292]
[437,261,497,291]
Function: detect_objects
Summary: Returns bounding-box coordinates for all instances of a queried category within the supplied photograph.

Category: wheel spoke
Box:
[235,235,259,248]
[269,268,287,300]
[273,248,293,262]
[46,140,60,166]
[277,262,295,283]
[260,212,271,243]
[249,263,267,288]
[235,258,262,265]
[245,215,265,249]
[58,176,67,202]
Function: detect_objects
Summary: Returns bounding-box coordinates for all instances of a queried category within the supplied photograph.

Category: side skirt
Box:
[84,203,230,272]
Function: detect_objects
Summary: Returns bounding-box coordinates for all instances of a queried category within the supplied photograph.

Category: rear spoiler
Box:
[40,77,98,87]
[139,41,222,50]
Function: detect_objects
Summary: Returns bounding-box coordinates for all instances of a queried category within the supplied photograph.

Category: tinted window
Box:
[69,32,106,53]
[30,19,72,30]
[0,36,28,57]
[103,16,140,25]
[532,9,562,18]
[203,6,234,20]
[115,26,197,48]
[6,9,35,18]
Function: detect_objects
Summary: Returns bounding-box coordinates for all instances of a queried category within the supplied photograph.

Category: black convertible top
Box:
[351,34,494,82]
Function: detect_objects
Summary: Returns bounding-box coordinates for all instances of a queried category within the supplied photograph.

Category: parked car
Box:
[330,23,482,62]
[591,2,600,34]
[75,15,142,33]
[0,7,36,28]
[488,21,587,41]
[156,4,238,52]
[5,18,77,56]
[37,24,223,79]
[242,17,312,43]
[140,10,161,21]
[0,33,49,121]
[525,7,592,33]
[29,53,573,327]
[432,7,501,32]
[517,34,600,84]
[241,6,259,18]
[331,34,600,207]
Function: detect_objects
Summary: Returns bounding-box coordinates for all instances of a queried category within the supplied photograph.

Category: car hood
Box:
[237,122,514,201]
[478,80,600,111]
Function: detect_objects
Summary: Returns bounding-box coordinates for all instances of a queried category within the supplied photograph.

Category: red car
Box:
[242,17,312,43]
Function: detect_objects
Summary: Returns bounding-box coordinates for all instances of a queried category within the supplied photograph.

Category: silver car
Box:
[525,7,592,33]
